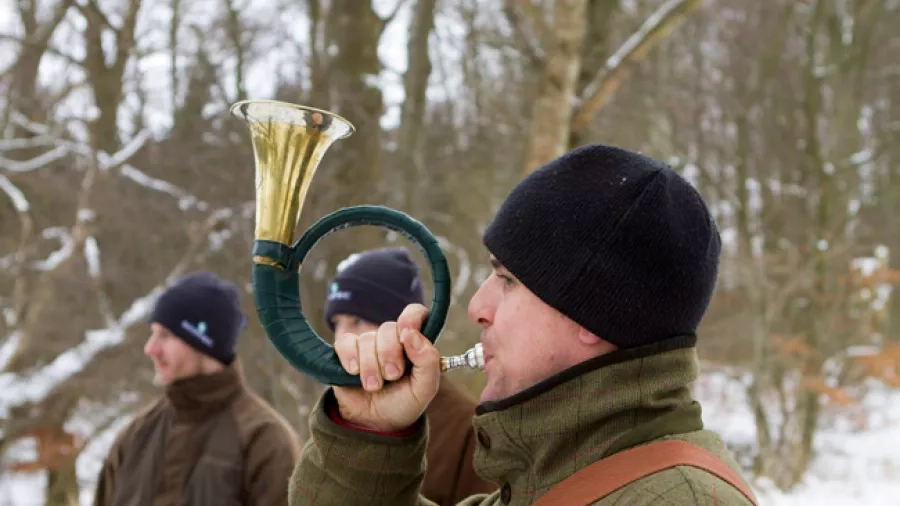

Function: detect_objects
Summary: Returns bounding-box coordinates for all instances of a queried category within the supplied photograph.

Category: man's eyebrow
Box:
[489,257,503,270]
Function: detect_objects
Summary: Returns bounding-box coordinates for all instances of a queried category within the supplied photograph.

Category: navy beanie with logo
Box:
[324,248,426,331]
[149,271,246,365]
[483,144,721,350]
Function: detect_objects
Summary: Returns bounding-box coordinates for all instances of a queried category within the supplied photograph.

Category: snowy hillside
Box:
[696,371,900,505]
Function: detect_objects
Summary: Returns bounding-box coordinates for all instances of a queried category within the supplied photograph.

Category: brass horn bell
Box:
[230,100,475,386]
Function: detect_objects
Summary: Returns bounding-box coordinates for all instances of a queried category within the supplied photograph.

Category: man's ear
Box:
[577,327,618,353]
[199,353,225,374]
[577,326,602,345]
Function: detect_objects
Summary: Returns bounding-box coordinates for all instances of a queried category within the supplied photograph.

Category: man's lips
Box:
[481,347,493,366]
[479,335,493,367]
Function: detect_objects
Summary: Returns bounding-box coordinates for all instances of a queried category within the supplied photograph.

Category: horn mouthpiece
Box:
[440,343,485,372]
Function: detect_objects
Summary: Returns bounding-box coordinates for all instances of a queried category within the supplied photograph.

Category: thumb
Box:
[400,328,440,403]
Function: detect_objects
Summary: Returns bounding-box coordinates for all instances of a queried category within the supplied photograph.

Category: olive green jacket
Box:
[289,336,757,505]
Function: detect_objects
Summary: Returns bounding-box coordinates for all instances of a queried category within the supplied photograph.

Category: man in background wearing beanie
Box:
[322,247,496,505]
[288,145,758,505]
[93,271,301,506]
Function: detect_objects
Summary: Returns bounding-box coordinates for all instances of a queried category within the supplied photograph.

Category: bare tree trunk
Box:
[305,0,330,107]
[732,113,777,479]
[575,0,620,95]
[43,421,80,506]
[887,157,900,342]
[223,0,248,102]
[397,0,437,214]
[523,0,588,174]
[569,0,620,148]
[79,0,142,153]
[2,0,73,129]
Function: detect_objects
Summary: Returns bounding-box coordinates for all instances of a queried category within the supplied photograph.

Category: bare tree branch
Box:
[522,0,588,173]
[502,0,545,68]
[0,34,83,67]
[0,145,71,173]
[571,0,705,136]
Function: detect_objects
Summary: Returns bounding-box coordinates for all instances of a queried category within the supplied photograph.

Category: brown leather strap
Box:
[531,440,758,506]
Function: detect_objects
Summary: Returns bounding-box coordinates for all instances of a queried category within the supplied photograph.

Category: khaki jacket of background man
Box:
[320,248,496,505]
[92,271,301,506]
[287,145,759,505]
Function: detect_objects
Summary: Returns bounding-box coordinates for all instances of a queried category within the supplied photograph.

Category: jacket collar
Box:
[471,336,704,503]
[165,360,244,421]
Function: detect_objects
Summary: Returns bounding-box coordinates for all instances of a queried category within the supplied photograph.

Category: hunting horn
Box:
[230,99,483,386]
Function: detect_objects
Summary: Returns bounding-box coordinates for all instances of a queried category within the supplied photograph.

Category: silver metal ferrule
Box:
[440,343,485,372]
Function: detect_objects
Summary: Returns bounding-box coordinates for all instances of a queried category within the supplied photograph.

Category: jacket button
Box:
[500,483,511,503]
[476,429,491,449]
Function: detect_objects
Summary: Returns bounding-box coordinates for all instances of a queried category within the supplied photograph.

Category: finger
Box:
[397,303,429,332]
[400,328,440,402]
[333,331,359,375]
[376,321,405,381]
[356,331,382,392]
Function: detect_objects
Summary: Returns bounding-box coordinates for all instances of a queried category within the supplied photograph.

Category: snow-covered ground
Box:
[695,370,900,505]
[1,369,898,505]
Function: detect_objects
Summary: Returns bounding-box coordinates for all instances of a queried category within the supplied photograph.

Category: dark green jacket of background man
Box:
[288,337,757,506]
[92,361,302,506]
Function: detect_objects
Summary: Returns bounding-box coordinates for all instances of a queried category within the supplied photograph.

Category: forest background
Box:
[0,0,898,504]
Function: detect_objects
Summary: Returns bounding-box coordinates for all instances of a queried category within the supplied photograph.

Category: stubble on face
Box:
[473,257,589,403]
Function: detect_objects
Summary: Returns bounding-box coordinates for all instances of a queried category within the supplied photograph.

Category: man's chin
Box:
[152,370,171,387]
[479,383,504,404]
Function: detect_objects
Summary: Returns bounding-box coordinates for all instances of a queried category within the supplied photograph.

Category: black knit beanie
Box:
[324,248,426,331]
[483,144,721,349]
[149,271,246,365]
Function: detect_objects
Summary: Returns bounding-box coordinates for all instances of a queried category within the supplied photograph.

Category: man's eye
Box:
[498,274,515,286]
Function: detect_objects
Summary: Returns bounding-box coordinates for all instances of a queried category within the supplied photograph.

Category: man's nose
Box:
[468,282,494,326]
[144,336,159,356]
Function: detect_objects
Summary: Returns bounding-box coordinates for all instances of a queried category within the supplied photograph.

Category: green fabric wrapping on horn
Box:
[252,205,451,386]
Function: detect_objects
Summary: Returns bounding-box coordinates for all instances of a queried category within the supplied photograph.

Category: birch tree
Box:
[512,0,706,173]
